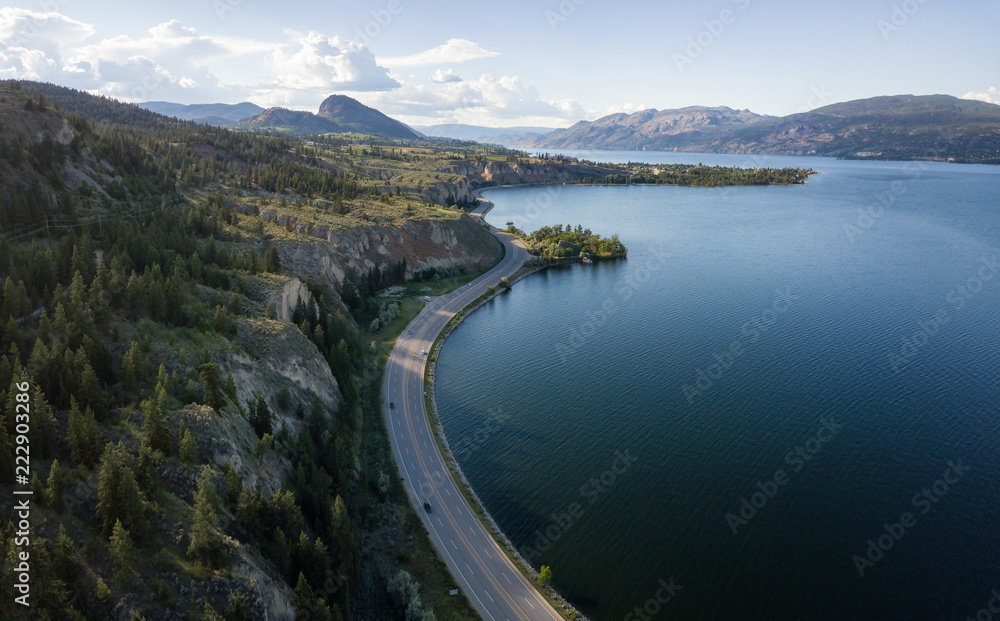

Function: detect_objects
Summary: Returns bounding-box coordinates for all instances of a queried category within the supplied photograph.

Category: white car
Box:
[424,296,431,302]
[421,350,427,356]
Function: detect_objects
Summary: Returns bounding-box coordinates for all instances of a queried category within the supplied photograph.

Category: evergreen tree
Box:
[188,467,228,568]
[247,394,273,438]
[97,442,143,537]
[67,400,101,467]
[178,423,198,465]
[109,519,135,569]
[199,362,223,410]
[141,398,172,454]
[46,458,66,512]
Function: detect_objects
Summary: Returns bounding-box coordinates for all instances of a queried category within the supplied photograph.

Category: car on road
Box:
[423,502,432,513]
[420,350,427,356]
[424,296,431,302]
[389,402,394,409]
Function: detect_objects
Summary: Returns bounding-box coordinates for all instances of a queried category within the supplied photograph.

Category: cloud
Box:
[431,68,462,83]
[381,38,499,67]
[356,73,586,126]
[269,32,399,92]
[601,102,649,115]
[963,87,1000,105]
[0,8,94,46]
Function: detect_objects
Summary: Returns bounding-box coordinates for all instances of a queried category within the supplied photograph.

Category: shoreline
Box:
[420,188,589,620]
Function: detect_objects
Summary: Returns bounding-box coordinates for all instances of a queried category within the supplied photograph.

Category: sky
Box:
[1,0,998,128]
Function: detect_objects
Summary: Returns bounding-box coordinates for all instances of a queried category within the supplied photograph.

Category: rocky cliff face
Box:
[285,215,501,289]
[253,210,502,300]
[272,277,313,322]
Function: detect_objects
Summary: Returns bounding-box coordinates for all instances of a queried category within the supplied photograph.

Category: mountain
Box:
[527,95,1000,163]
[414,123,556,145]
[139,101,264,124]
[528,106,768,150]
[235,94,419,139]
[316,94,417,139]
[236,107,343,134]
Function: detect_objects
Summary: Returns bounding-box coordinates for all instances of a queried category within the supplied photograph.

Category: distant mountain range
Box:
[137,93,1000,163]
[518,95,1000,163]
[141,95,418,139]
[413,123,556,144]
[139,101,265,125]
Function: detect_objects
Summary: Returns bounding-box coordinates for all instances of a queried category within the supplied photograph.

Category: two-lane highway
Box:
[383,195,562,621]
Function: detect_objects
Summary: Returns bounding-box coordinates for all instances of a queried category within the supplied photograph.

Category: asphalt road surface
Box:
[382,196,562,621]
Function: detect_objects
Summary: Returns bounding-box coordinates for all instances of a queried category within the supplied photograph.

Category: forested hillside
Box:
[0,81,472,621]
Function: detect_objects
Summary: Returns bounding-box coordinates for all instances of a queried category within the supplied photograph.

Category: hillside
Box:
[526,95,1000,163]
[236,107,344,134]
[0,80,509,621]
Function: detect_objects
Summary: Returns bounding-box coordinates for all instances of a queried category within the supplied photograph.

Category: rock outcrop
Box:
[260,214,502,296]
[272,277,313,322]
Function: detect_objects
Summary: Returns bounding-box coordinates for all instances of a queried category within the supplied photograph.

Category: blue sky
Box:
[1,0,997,127]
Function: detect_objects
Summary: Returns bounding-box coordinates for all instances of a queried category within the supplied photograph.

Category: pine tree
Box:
[121,341,143,389]
[97,442,143,537]
[188,467,228,568]
[109,519,135,569]
[68,400,101,467]
[46,458,66,512]
[328,495,356,577]
[247,394,272,438]
[178,423,198,465]
[141,398,171,454]
[198,362,223,410]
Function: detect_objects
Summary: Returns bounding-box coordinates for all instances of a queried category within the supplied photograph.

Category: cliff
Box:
[258,211,503,293]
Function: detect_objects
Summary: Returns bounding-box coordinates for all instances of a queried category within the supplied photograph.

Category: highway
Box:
[382,194,562,621]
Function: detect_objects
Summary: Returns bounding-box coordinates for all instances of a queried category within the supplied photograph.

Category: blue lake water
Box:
[436,151,1000,620]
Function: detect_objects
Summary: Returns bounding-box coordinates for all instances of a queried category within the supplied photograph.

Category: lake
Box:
[435,151,1000,620]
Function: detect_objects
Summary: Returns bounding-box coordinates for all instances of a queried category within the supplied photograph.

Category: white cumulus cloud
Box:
[269,32,399,92]
[356,73,586,126]
[963,87,1000,105]
[381,39,499,67]
[431,68,462,83]
[0,8,94,45]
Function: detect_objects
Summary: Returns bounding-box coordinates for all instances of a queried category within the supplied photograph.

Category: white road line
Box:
[504,573,511,584]
[526,599,535,610]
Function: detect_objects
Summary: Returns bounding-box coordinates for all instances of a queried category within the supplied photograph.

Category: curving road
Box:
[382,194,562,621]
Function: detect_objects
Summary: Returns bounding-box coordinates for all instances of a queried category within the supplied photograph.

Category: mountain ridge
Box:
[521,95,1000,163]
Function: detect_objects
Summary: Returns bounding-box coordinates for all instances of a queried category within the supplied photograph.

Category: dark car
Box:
[423,502,432,513]
[389,402,394,409]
